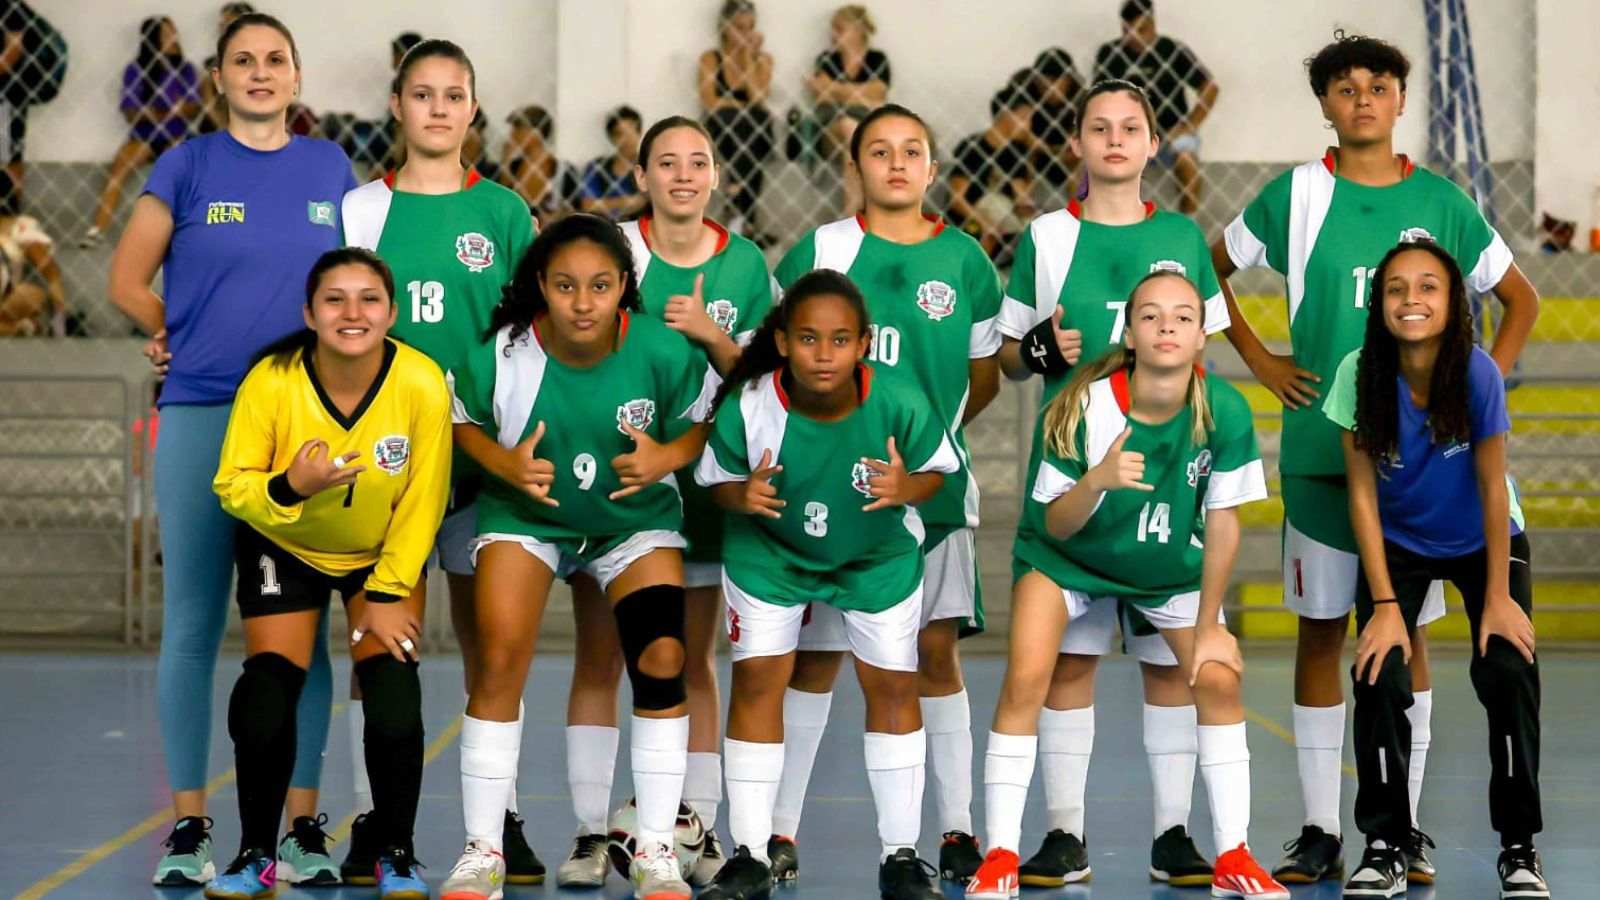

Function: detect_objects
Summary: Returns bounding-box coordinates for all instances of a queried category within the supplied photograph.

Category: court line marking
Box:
[1244,705,1358,778]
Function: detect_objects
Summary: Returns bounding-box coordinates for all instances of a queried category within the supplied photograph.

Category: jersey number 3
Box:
[408,280,445,323]
[804,501,829,537]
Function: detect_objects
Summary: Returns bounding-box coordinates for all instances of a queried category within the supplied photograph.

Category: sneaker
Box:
[154,815,216,885]
[339,812,381,886]
[938,830,983,881]
[767,834,799,882]
[204,848,276,899]
[1498,844,1550,899]
[78,227,103,249]
[277,813,339,885]
[965,848,1020,899]
[502,810,546,884]
[376,846,429,900]
[630,840,692,900]
[878,848,942,900]
[1273,824,1344,883]
[1212,844,1290,899]
[1405,828,1437,884]
[1342,841,1408,898]
[1018,829,1091,886]
[440,839,506,900]
[698,845,773,900]
[690,827,727,887]
[1150,824,1213,886]
[556,830,610,887]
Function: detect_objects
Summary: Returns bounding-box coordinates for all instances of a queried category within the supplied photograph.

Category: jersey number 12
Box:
[1136,501,1171,544]
[408,280,445,323]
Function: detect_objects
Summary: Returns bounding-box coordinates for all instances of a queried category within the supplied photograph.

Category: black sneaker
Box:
[1019,829,1091,886]
[877,848,941,900]
[502,810,546,884]
[339,812,381,886]
[1343,841,1408,898]
[699,845,774,900]
[1273,824,1344,883]
[938,830,983,881]
[767,834,799,882]
[1149,824,1212,886]
[1498,844,1550,899]
[1405,828,1437,884]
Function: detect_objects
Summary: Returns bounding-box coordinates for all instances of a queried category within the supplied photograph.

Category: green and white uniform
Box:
[774,214,1000,637]
[999,202,1227,662]
[449,312,715,590]
[621,216,774,588]
[342,170,536,574]
[1223,152,1512,618]
[1017,368,1266,629]
[696,367,960,671]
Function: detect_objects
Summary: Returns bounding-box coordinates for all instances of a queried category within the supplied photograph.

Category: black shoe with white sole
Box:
[1497,844,1550,899]
[1342,841,1408,898]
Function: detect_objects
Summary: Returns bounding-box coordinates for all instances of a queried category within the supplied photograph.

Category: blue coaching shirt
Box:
[143,131,357,406]
[1325,345,1526,558]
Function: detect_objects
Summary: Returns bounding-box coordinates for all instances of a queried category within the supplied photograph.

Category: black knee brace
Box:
[354,655,424,746]
[228,652,307,747]
[613,584,687,711]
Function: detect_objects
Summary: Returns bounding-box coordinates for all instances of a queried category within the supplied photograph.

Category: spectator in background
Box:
[947,81,1037,264]
[807,4,890,215]
[500,103,578,223]
[699,0,774,243]
[0,213,65,336]
[1028,47,1084,196]
[578,104,646,220]
[198,3,253,133]
[1093,0,1218,213]
[462,107,497,181]
[0,0,68,215]
[81,17,200,248]
[324,31,421,180]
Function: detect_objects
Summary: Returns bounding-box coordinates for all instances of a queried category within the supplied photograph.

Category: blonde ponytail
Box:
[1042,346,1133,460]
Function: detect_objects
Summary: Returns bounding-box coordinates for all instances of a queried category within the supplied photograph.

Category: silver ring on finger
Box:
[399,638,415,653]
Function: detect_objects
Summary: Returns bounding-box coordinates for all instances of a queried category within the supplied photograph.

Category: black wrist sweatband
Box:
[1372,598,1399,606]
[1021,317,1069,376]
[364,591,402,605]
[267,472,308,506]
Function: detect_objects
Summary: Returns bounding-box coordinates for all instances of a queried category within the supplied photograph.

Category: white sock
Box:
[982,731,1037,854]
[567,725,620,835]
[725,739,783,864]
[1198,722,1252,853]
[1293,703,1346,835]
[350,702,373,815]
[1039,706,1094,836]
[865,730,926,860]
[772,688,832,838]
[508,701,523,815]
[1406,690,1432,827]
[685,751,723,828]
[460,714,521,850]
[1144,704,1198,836]
[920,691,975,835]
[631,714,690,848]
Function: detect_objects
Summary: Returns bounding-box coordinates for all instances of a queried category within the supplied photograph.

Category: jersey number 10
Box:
[868,325,901,367]
[408,280,445,323]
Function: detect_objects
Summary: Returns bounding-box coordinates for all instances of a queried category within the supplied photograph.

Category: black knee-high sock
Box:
[355,655,424,851]
[228,652,307,855]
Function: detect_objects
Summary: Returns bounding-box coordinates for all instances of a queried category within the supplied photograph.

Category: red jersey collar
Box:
[382,167,483,190]
[772,364,873,411]
[1322,149,1415,179]
[638,214,731,256]
[530,309,631,351]
[1109,365,1206,416]
[855,211,946,238]
[1067,198,1158,221]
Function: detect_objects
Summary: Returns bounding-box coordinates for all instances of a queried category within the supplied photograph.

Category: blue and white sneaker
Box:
[154,815,215,885]
[377,846,430,899]
[204,848,276,899]
[277,813,339,885]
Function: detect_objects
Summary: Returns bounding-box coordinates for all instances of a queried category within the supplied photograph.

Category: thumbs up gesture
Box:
[663,273,720,345]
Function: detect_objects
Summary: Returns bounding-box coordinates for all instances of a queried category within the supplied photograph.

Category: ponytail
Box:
[711,269,869,413]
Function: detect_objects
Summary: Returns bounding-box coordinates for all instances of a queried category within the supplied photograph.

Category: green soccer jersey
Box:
[999,202,1228,408]
[1224,153,1512,477]
[1013,369,1266,604]
[622,216,775,564]
[342,171,536,378]
[774,215,1001,532]
[450,312,714,544]
[696,366,960,612]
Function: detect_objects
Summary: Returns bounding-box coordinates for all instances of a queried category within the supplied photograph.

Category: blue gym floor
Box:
[3,650,1594,899]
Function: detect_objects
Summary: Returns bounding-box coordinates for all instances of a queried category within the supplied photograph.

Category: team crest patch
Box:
[706,299,738,335]
[616,398,656,434]
[373,435,411,476]
[455,232,496,272]
[1149,259,1188,276]
[1186,449,1213,487]
[916,280,957,321]
[850,460,876,497]
[1398,226,1436,244]
[306,201,335,227]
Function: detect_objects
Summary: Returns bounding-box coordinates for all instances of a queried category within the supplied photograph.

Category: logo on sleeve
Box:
[1186,449,1212,487]
[915,280,957,321]
[206,201,245,225]
[616,398,657,434]
[1149,259,1188,275]
[307,201,336,227]
[850,461,876,497]
[706,298,739,335]
[1398,226,1436,244]
[373,435,411,475]
[455,232,496,272]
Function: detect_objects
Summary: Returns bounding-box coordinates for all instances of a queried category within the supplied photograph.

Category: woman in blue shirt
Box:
[1324,239,1547,900]
[107,11,357,888]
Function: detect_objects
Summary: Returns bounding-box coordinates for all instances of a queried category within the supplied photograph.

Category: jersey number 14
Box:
[1136,501,1172,544]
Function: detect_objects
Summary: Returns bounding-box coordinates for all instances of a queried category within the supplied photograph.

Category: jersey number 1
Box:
[1351,267,1377,308]
[408,280,445,323]
[1136,501,1172,544]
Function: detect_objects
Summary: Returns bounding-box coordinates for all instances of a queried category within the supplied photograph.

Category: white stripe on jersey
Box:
[740,373,790,473]
[1081,379,1130,469]
[1206,459,1269,510]
[997,208,1081,339]
[1468,230,1514,294]
[917,432,962,476]
[694,441,743,487]
[340,178,394,251]
[1285,160,1338,326]
[447,370,478,426]
[969,315,1003,358]
[619,219,652,283]
[1223,211,1268,272]
[490,326,547,448]
[811,216,868,275]
[1031,460,1076,503]
[1202,291,1232,335]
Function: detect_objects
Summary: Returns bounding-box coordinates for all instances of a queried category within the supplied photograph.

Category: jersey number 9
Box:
[573,453,597,491]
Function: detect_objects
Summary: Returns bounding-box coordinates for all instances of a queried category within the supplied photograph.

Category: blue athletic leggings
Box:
[155,402,331,794]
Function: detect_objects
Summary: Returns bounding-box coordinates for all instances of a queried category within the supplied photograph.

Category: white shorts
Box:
[470,529,686,593]
[1283,520,1446,624]
[797,528,976,651]
[431,503,477,577]
[1056,594,1220,666]
[684,561,723,591]
[724,572,922,672]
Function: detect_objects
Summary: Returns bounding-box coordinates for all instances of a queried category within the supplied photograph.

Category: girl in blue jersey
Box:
[108,12,357,887]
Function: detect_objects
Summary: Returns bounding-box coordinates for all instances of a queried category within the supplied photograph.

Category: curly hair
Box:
[1306,30,1410,97]
[486,214,642,348]
[711,269,869,413]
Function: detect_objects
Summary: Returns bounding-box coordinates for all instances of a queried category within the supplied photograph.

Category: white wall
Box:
[1536,0,1600,239]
